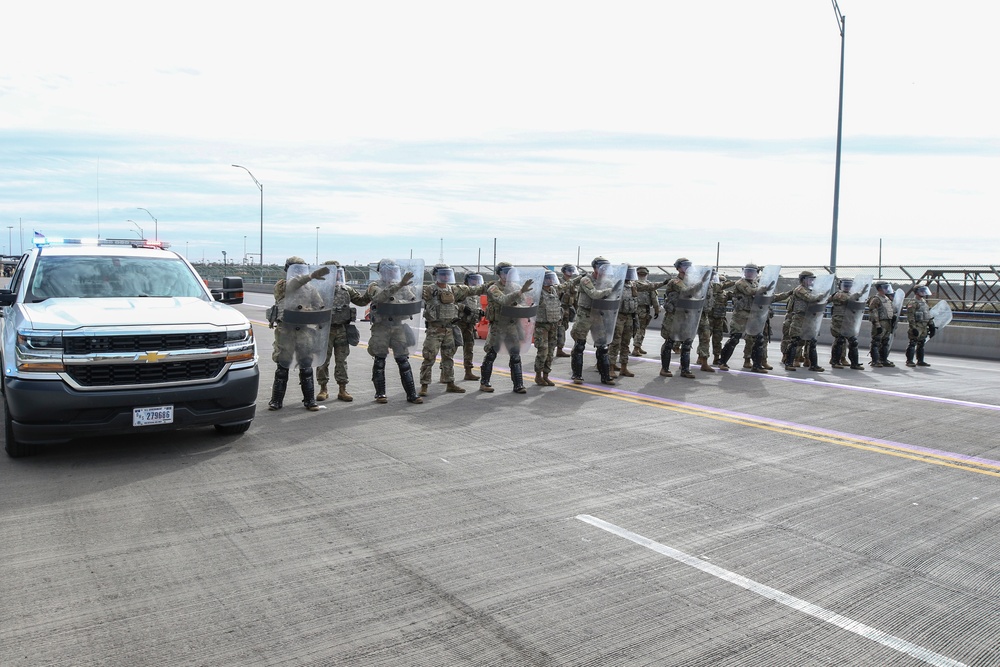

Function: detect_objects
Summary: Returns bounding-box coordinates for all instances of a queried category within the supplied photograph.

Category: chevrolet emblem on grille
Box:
[137,351,168,363]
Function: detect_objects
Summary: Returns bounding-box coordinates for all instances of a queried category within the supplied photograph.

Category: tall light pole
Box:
[315,226,320,264]
[6,226,12,257]
[232,164,264,283]
[137,207,158,242]
[830,0,846,273]
[127,220,143,239]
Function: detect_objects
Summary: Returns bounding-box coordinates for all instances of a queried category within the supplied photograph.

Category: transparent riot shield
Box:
[369,258,425,353]
[590,263,629,346]
[282,263,336,366]
[670,265,712,342]
[799,273,836,341]
[492,266,546,354]
[745,264,782,337]
[841,274,872,339]
[929,300,953,330]
[891,286,905,318]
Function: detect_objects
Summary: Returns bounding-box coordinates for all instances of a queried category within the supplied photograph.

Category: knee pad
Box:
[573,339,586,354]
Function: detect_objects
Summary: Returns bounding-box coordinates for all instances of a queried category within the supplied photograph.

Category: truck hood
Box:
[16,297,249,332]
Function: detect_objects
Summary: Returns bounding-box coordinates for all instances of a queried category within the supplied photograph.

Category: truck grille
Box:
[64,333,227,354]
[66,359,227,387]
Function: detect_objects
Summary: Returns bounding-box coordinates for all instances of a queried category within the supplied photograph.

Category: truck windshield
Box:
[27,255,210,300]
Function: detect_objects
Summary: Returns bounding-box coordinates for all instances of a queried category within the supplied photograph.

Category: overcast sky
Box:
[2,1,997,270]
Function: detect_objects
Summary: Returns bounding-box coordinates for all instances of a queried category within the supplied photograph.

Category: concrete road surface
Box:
[2,293,998,666]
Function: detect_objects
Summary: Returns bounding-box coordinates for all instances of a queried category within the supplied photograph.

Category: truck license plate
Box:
[133,405,174,427]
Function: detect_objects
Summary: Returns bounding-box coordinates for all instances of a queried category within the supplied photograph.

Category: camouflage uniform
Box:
[481,263,535,393]
[658,259,709,379]
[365,261,423,403]
[718,270,767,372]
[828,281,866,370]
[316,263,370,402]
[632,267,659,355]
[420,272,484,395]
[533,274,569,385]
[867,284,897,367]
[782,272,831,371]
[905,288,934,367]
[570,259,617,385]
[556,265,581,356]
[610,281,639,376]
[456,274,486,380]
[707,277,734,364]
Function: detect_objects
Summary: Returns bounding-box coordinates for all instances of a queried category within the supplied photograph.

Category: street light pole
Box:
[127,220,143,239]
[232,165,264,283]
[6,226,12,257]
[315,226,320,264]
[830,0,846,273]
[137,207,158,242]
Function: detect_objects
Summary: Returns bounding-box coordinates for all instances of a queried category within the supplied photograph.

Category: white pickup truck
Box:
[0,237,259,457]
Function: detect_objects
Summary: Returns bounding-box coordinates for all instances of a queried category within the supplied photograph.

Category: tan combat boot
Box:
[419,383,429,397]
[446,382,465,393]
[698,356,715,373]
[535,372,546,386]
[542,372,555,386]
[337,383,353,402]
[464,367,479,381]
[556,348,571,358]
[631,346,642,357]
[316,383,329,402]
[618,361,635,377]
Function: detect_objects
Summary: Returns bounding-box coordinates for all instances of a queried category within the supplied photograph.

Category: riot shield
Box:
[492,266,547,354]
[589,263,629,346]
[370,258,425,352]
[799,274,836,341]
[670,265,712,341]
[891,287,905,318]
[929,300,953,330]
[745,264,782,337]
[282,263,336,366]
[841,274,872,339]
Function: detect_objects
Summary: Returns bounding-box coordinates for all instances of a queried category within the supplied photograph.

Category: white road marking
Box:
[576,514,967,667]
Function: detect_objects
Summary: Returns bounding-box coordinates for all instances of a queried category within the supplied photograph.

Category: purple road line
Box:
[551,376,1000,470]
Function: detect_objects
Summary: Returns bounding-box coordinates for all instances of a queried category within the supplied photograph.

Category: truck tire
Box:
[4,391,37,458]
[214,421,252,436]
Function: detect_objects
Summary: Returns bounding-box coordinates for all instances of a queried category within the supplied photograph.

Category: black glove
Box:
[909,328,918,338]
[568,306,577,323]
[632,314,639,331]
[876,326,883,335]
[890,316,898,329]
[929,322,937,338]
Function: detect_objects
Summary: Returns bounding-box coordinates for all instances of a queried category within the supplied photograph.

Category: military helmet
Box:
[839,277,854,289]
[874,280,891,291]
[495,261,513,276]
[743,263,757,272]
[636,266,649,276]
[674,257,691,270]
[591,256,610,269]
[561,263,578,277]
[432,263,455,284]
[625,266,638,281]
[432,263,451,276]
[465,272,484,287]
[376,258,397,272]
[322,260,340,266]
[915,285,931,297]
[284,256,306,271]
[798,270,815,281]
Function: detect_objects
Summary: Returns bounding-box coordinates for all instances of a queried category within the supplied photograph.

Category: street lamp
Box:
[127,220,143,239]
[315,226,320,264]
[6,226,12,257]
[829,0,846,273]
[232,164,264,284]
[137,207,158,242]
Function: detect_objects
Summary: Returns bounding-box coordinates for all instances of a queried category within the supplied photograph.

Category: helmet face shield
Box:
[500,266,519,284]
[543,271,558,286]
[915,285,931,297]
[465,273,484,287]
[335,267,346,287]
[625,267,638,281]
[594,261,611,280]
[839,279,853,291]
[743,267,758,280]
[434,267,455,284]
[379,263,401,284]
[561,265,578,278]
[802,276,815,288]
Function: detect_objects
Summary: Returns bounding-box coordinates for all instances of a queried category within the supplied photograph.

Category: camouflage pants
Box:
[709,314,728,358]
[557,309,571,350]
[571,307,608,346]
[610,312,636,364]
[696,313,712,359]
[485,323,525,358]
[457,319,478,369]
[634,307,654,348]
[908,320,929,344]
[367,322,410,359]
[870,318,894,351]
[533,321,560,373]
[273,323,321,369]
[420,323,458,384]
[316,324,351,386]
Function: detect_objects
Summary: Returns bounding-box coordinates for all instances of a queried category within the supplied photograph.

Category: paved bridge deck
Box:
[2,293,998,666]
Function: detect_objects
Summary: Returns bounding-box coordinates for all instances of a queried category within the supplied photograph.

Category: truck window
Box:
[28,255,210,300]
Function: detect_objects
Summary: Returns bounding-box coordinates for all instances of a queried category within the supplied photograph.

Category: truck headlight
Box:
[16,330,66,372]
[225,327,255,363]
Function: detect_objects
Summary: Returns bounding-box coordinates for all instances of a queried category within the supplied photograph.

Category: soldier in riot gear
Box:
[556,263,581,357]
[719,264,762,371]
[269,257,332,411]
[632,266,660,356]
[867,281,897,368]
[610,266,640,378]
[707,270,734,365]
[782,271,835,372]
[828,276,869,370]
[481,262,538,393]
[533,270,569,386]
[365,258,424,403]
[569,257,626,385]
[905,285,934,367]
[419,263,486,397]
[315,261,371,402]
[659,258,711,379]
[456,273,485,380]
